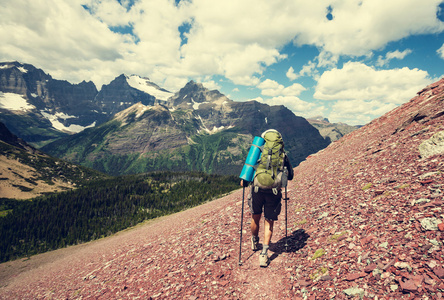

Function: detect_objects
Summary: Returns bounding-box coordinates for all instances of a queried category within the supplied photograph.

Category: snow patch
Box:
[197,114,233,134]
[31,93,38,98]
[0,65,11,70]
[136,105,152,118]
[0,92,35,111]
[126,75,173,101]
[40,110,96,133]
[191,98,208,110]
[17,66,28,73]
[265,117,268,124]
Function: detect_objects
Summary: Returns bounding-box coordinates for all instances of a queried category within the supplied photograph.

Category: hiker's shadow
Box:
[269,229,309,262]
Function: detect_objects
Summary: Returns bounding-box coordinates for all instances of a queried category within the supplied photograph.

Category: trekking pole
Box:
[284,185,288,251]
[282,167,289,252]
[238,186,245,266]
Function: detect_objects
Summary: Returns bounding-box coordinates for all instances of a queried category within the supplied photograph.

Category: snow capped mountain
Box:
[125,75,173,101]
[0,63,175,145]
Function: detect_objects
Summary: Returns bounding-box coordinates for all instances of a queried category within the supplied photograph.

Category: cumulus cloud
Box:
[82,0,133,26]
[314,62,433,103]
[1,0,443,95]
[257,79,306,97]
[255,78,312,115]
[328,100,398,125]
[299,61,318,79]
[0,0,135,88]
[438,43,444,59]
[286,67,298,81]
[314,61,436,125]
[257,95,315,114]
[292,0,444,56]
[200,80,221,91]
[377,49,413,66]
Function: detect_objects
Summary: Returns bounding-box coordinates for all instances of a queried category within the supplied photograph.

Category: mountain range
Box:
[1,61,338,177]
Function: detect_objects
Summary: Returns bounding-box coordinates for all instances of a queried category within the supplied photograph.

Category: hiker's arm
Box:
[240,180,249,187]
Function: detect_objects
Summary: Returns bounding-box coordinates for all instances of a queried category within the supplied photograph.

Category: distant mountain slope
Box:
[2,78,444,299]
[307,116,361,142]
[43,81,328,176]
[0,122,106,199]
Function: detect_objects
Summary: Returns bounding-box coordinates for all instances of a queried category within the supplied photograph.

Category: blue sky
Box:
[1,0,444,125]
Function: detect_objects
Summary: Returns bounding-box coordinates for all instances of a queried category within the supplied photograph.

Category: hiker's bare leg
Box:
[264,219,274,246]
[251,214,261,236]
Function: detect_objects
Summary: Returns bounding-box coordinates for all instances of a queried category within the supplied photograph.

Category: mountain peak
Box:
[124,74,173,101]
[168,80,228,108]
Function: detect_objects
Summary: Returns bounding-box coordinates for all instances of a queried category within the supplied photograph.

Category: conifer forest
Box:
[0,171,239,263]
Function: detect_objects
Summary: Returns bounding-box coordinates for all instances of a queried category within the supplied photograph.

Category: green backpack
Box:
[253,129,286,193]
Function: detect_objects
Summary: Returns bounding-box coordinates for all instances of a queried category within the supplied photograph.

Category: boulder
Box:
[419,130,444,158]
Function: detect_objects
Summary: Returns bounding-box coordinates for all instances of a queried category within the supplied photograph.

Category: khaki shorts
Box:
[248,188,282,221]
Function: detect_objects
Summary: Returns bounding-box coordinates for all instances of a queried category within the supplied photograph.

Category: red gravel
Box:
[1,79,444,299]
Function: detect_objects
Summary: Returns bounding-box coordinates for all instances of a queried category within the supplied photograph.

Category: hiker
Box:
[241,129,293,267]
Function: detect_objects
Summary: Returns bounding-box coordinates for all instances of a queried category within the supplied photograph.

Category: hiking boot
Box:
[251,236,259,251]
[259,253,269,267]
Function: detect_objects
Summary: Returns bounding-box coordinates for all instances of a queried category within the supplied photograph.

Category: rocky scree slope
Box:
[2,79,444,299]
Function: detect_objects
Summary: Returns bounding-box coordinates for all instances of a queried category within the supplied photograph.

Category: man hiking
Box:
[241,129,294,267]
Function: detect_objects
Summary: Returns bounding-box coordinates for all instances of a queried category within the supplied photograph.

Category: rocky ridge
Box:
[1,80,444,298]
[307,116,361,143]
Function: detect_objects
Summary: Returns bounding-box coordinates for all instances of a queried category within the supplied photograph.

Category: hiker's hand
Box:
[240,180,249,187]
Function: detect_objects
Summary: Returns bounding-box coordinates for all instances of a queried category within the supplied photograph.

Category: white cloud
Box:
[314,61,436,125]
[299,61,318,78]
[82,0,132,27]
[377,49,413,66]
[286,67,298,81]
[1,0,443,95]
[332,99,397,116]
[0,0,132,87]
[257,79,306,97]
[256,78,312,116]
[256,96,315,114]
[314,62,433,104]
[328,99,398,125]
[201,80,221,91]
[292,0,444,56]
[438,44,444,59]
